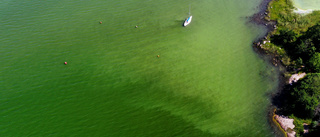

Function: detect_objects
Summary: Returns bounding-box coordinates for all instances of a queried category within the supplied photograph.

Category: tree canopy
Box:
[270,24,320,70]
[305,24,320,50]
[309,53,320,72]
[290,73,320,118]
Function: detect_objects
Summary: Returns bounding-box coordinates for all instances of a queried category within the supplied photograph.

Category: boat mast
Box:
[189,4,191,16]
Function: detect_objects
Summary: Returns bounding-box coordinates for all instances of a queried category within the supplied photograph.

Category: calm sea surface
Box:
[0,0,279,136]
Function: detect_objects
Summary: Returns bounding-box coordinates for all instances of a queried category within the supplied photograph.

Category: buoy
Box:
[64,62,67,65]
[99,21,102,24]
[157,55,160,58]
[135,25,138,28]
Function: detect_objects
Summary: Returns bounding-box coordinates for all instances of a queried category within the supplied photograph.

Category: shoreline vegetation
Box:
[252,0,320,136]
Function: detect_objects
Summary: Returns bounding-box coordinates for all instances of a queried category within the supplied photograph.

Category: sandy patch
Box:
[293,8,313,14]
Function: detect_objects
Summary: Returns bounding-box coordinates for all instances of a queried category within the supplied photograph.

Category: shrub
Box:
[291,115,304,136]
[308,53,320,72]
[290,73,320,118]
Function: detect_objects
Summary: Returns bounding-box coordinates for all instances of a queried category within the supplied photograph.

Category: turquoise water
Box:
[0,0,279,136]
[292,0,320,10]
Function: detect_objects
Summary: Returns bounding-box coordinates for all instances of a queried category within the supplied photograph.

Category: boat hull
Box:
[183,16,192,26]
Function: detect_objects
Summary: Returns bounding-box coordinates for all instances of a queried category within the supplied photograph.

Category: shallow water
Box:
[0,0,278,136]
[292,0,320,10]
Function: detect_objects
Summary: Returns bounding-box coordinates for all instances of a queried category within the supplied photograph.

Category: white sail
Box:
[183,5,192,26]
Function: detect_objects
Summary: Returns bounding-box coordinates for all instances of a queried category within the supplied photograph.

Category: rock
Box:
[303,123,309,134]
[275,115,296,137]
[288,72,306,84]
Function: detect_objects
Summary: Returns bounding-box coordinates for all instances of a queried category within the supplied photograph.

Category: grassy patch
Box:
[267,0,320,34]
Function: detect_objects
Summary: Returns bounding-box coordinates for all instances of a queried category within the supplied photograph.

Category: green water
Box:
[292,0,320,10]
[0,0,279,136]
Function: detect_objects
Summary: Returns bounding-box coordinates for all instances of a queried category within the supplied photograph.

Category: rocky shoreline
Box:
[250,0,296,137]
[274,114,296,137]
[251,0,284,69]
[250,0,276,30]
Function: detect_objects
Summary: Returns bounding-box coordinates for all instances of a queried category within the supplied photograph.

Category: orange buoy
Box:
[99,21,102,24]
[64,62,67,65]
[157,55,160,58]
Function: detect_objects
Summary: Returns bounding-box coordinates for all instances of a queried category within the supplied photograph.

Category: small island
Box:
[255,0,320,136]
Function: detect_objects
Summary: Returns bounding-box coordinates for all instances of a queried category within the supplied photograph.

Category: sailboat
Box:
[183,5,192,26]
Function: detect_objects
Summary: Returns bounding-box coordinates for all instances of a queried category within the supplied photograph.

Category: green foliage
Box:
[290,115,305,136]
[267,0,320,135]
[265,0,320,68]
[290,73,320,118]
[305,24,320,50]
[294,39,316,60]
[311,121,318,128]
[309,53,320,72]
[272,29,297,46]
[269,24,320,69]
[296,57,303,67]
[268,0,320,33]
[268,0,294,21]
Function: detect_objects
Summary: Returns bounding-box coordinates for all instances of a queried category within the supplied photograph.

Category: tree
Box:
[305,24,320,51]
[272,29,298,47]
[294,39,316,60]
[290,73,320,118]
[308,52,320,72]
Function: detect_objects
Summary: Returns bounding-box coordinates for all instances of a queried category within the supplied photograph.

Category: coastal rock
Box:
[303,123,309,134]
[250,0,275,26]
[263,41,267,44]
[288,72,306,84]
[275,115,296,137]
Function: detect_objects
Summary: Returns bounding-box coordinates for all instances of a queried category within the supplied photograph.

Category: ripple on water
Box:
[1,0,278,136]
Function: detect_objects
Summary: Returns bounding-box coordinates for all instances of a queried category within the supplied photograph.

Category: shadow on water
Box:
[173,19,186,27]
[271,82,313,118]
[120,75,222,122]
[106,68,242,135]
